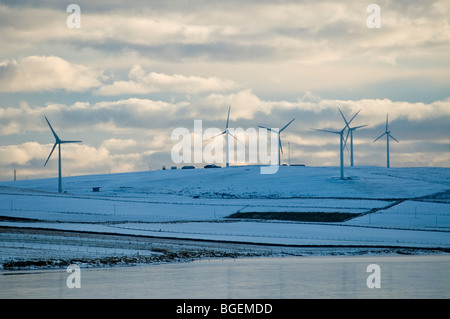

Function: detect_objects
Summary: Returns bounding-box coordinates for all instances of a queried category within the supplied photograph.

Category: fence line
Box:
[111,225,450,247]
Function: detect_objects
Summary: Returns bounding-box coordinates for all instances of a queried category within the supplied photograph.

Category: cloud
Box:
[0,56,102,92]
[1,93,449,181]
[2,2,449,66]
[0,1,449,180]
[101,138,138,152]
[0,142,45,166]
[0,140,153,180]
[1,93,449,137]
[199,89,270,121]
[1,2,449,102]
[95,65,239,95]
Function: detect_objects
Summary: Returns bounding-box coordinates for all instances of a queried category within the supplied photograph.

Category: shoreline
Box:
[1,226,448,271]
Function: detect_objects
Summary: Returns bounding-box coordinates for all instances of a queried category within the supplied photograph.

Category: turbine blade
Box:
[45,116,60,142]
[228,132,245,146]
[258,125,273,132]
[345,142,350,154]
[203,131,226,142]
[338,107,349,125]
[279,136,283,154]
[226,105,231,129]
[343,135,350,154]
[280,118,295,132]
[352,124,368,130]
[386,114,389,132]
[60,140,82,144]
[343,128,350,149]
[313,128,340,134]
[44,143,58,166]
[373,132,387,142]
[346,109,361,127]
[389,134,399,143]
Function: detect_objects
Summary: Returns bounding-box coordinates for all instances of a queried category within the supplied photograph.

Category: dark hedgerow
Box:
[2,250,258,270]
[226,212,360,222]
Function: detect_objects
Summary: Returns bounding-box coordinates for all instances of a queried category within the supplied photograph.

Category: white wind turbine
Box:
[339,108,367,167]
[313,108,360,179]
[206,105,239,167]
[44,116,82,193]
[258,118,295,166]
[373,114,399,168]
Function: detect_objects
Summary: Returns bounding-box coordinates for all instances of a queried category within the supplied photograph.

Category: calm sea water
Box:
[1,255,449,299]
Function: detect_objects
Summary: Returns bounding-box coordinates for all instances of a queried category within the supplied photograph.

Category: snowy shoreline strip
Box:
[1,221,449,249]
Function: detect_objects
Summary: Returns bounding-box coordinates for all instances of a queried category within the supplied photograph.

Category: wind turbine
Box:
[44,116,82,193]
[373,114,399,168]
[205,105,239,167]
[258,118,295,166]
[339,108,368,167]
[313,108,360,179]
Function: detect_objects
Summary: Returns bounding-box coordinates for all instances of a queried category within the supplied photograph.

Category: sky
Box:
[0,0,449,181]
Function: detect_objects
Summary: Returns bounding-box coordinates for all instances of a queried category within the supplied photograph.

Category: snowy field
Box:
[1,165,449,268]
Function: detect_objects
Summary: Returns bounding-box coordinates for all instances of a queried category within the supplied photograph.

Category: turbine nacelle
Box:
[203,106,241,167]
[258,118,295,163]
[373,114,399,143]
[373,114,399,168]
[258,118,295,152]
[312,107,364,178]
[44,116,82,193]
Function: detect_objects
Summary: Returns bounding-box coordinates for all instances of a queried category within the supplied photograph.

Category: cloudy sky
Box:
[0,0,449,181]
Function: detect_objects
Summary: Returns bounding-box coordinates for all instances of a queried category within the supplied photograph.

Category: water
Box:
[1,255,449,299]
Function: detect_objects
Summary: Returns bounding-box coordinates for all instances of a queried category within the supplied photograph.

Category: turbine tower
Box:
[44,116,82,193]
[373,114,399,168]
[206,105,239,167]
[259,118,295,166]
[339,108,367,167]
[313,108,360,179]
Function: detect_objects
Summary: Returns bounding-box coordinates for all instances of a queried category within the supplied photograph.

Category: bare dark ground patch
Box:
[226,212,360,222]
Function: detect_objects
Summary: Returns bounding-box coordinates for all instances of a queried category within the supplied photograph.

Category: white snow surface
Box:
[1,165,449,250]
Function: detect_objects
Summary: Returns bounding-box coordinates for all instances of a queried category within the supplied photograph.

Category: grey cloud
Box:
[0,56,102,93]
[0,0,449,180]
[75,40,278,62]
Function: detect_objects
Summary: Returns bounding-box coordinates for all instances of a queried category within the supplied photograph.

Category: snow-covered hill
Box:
[1,165,449,249]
